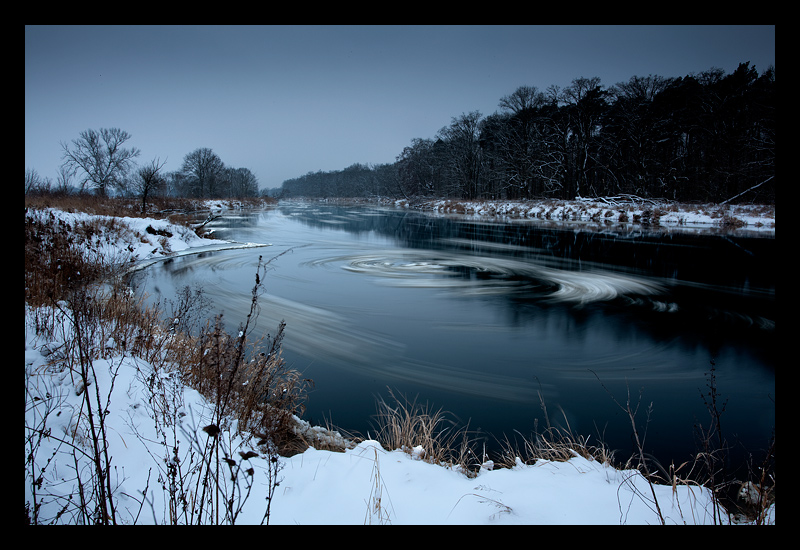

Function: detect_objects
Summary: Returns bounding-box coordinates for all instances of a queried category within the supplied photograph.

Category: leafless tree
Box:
[54,165,75,195]
[498,85,546,115]
[60,128,141,196]
[25,168,50,195]
[562,77,607,198]
[222,167,259,198]
[395,138,443,197]
[133,157,168,213]
[181,148,225,198]
[612,74,674,103]
[437,111,484,199]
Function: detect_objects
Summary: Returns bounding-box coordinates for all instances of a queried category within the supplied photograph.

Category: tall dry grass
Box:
[496,388,616,468]
[24,192,275,219]
[25,208,133,308]
[369,388,483,475]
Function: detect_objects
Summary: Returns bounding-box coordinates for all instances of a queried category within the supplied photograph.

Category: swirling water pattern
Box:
[304,249,665,304]
[131,203,774,469]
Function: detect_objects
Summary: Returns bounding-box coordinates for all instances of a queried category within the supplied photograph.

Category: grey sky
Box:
[25,25,775,191]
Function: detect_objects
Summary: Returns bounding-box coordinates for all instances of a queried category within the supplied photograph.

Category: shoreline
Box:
[304,196,775,237]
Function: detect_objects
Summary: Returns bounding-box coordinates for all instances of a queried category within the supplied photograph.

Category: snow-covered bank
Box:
[24,205,774,524]
[389,197,775,235]
[23,324,744,524]
[25,205,275,280]
[273,440,716,525]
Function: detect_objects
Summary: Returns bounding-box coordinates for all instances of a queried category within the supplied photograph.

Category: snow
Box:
[25,202,774,524]
[23,329,728,524]
[270,440,725,525]
[391,198,775,235]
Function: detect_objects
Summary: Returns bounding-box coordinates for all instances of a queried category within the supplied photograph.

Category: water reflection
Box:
[130,202,774,471]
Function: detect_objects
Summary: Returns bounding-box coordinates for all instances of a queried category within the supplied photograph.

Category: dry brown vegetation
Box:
[25,192,275,228]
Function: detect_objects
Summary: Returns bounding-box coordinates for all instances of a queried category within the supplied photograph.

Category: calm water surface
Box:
[130,201,775,472]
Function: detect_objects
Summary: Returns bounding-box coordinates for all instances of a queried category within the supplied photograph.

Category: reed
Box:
[496,388,616,468]
[370,388,482,475]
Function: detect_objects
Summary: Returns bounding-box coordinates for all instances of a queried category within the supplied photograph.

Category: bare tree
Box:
[437,111,484,199]
[60,128,141,196]
[181,148,225,198]
[223,167,259,198]
[25,168,50,195]
[54,165,75,195]
[562,77,607,198]
[498,85,545,115]
[395,138,444,197]
[493,86,548,198]
[133,157,168,213]
[612,74,673,103]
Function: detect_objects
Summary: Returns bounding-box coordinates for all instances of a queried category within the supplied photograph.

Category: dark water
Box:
[130,201,775,474]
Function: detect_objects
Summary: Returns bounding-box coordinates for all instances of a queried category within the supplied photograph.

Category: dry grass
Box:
[496,390,616,468]
[369,389,481,474]
[25,209,131,308]
[180,315,311,449]
[24,192,275,219]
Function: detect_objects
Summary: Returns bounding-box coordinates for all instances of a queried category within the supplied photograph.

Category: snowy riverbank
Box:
[24,203,774,524]
[22,321,738,524]
[389,197,775,236]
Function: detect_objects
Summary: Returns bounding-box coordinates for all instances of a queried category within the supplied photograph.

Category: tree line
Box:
[280,62,775,204]
[26,132,262,205]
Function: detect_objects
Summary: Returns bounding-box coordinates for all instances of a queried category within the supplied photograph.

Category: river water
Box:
[130,201,775,473]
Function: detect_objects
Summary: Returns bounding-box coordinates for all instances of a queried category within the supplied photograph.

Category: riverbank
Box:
[314,196,775,236]
[24,200,774,524]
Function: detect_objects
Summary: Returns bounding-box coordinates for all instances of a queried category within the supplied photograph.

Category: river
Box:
[129,200,775,475]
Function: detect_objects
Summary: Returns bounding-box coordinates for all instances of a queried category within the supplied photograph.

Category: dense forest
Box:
[280,62,775,205]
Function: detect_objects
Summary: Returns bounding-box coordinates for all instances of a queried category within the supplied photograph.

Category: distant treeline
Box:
[26,139,262,202]
[280,62,775,204]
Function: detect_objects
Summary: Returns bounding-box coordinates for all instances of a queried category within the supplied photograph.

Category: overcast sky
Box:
[25,25,775,191]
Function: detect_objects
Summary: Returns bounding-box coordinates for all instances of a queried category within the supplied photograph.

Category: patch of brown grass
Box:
[496,393,615,468]
[370,389,481,475]
[24,192,276,220]
[24,208,135,308]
